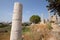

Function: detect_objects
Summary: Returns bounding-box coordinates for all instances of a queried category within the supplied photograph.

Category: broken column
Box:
[48,11,51,22]
[40,13,44,24]
[10,2,22,40]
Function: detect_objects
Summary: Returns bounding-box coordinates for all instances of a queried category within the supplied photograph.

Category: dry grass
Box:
[22,23,51,40]
[0,23,58,40]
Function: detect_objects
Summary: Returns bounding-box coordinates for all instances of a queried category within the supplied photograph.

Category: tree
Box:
[0,23,9,28]
[30,15,41,24]
[46,0,60,16]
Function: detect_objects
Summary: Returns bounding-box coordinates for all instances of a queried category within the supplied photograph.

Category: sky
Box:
[0,0,49,22]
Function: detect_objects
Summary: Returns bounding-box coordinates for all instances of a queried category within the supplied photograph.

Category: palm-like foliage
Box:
[46,0,60,16]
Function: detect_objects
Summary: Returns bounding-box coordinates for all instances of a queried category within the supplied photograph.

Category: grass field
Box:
[0,32,10,40]
[0,26,11,40]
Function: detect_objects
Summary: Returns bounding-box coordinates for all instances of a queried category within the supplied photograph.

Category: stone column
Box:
[10,2,22,40]
[40,13,44,24]
[48,11,51,22]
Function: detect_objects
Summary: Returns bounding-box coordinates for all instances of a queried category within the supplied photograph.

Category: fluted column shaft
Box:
[10,2,22,40]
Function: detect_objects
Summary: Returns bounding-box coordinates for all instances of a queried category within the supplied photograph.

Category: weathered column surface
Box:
[40,13,44,24]
[48,11,51,22]
[10,2,22,40]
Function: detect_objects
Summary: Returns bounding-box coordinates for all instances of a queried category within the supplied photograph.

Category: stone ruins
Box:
[10,2,60,40]
[10,2,22,40]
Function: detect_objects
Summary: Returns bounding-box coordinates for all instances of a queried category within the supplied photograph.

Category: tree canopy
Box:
[46,0,60,16]
[0,23,10,28]
[30,15,41,24]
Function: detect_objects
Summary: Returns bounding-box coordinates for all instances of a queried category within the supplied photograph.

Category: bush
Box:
[22,26,30,33]
[47,23,53,30]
